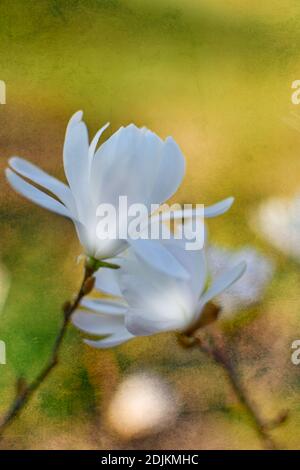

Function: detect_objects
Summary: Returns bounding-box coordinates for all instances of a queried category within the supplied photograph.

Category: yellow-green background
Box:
[0,0,300,449]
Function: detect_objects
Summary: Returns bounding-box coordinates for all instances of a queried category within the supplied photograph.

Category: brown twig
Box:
[193,331,281,450]
[178,302,286,449]
[0,261,97,437]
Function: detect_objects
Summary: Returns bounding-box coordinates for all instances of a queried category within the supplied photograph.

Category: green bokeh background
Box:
[1,0,300,449]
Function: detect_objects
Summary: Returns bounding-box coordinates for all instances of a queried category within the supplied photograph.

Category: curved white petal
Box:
[80,298,127,315]
[198,261,247,308]
[84,331,134,349]
[94,239,128,261]
[94,267,123,297]
[9,156,76,215]
[117,249,193,331]
[73,220,96,257]
[160,237,207,299]
[72,310,126,335]
[63,111,89,218]
[125,308,184,336]
[88,123,110,167]
[204,197,234,218]
[127,238,189,280]
[156,197,233,223]
[149,136,185,204]
[5,168,73,219]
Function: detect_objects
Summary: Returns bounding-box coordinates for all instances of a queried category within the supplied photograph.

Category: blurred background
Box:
[1,0,300,449]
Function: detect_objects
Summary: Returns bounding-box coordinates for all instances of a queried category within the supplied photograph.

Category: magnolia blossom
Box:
[250,194,300,262]
[207,245,274,316]
[107,373,179,439]
[6,111,234,278]
[72,238,246,348]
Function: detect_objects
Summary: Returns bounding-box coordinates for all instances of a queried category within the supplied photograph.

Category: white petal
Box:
[94,239,128,261]
[198,261,247,307]
[73,220,96,256]
[88,123,110,167]
[84,331,134,349]
[160,238,207,299]
[9,157,76,214]
[5,168,73,219]
[72,310,125,335]
[125,308,183,336]
[91,124,164,209]
[80,298,127,315]
[95,267,123,297]
[128,238,189,280]
[150,136,185,204]
[63,111,89,217]
[156,197,233,222]
[118,250,192,329]
[204,197,234,218]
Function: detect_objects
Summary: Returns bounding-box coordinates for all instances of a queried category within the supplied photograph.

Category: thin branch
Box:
[194,331,280,450]
[0,262,97,437]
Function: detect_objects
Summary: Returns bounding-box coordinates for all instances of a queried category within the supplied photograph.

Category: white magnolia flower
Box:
[207,245,274,316]
[250,194,300,262]
[107,372,179,439]
[72,238,246,348]
[6,111,234,278]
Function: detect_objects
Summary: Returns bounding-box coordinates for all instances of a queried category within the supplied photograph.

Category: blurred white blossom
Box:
[72,235,246,347]
[107,373,179,439]
[207,245,274,316]
[250,194,300,262]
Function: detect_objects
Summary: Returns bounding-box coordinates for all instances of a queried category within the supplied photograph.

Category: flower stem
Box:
[193,331,279,450]
[0,262,96,437]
